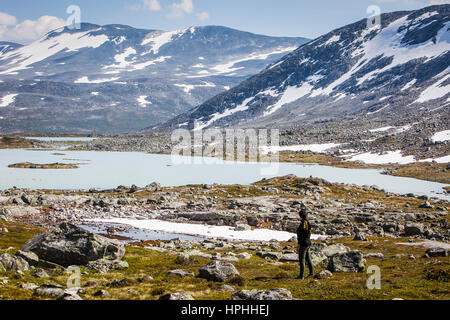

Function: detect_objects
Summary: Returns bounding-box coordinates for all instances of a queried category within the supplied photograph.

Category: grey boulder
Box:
[20,223,125,267]
[198,261,240,282]
[230,288,293,300]
[327,251,366,273]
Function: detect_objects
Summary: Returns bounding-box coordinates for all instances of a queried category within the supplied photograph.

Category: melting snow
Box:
[74,76,119,84]
[369,126,394,133]
[415,73,450,103]
[348,151,416,164]
[264,83,313,116]
[0,30,109,74]
[137,96,152,107]
[431,130,450,143]
[0,94,17,107]
[87,218,324,242]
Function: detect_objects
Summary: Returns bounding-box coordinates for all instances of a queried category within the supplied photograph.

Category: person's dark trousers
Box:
[298,246,314,278]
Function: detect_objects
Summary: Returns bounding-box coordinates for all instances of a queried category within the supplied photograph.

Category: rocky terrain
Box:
[0,176,448,242]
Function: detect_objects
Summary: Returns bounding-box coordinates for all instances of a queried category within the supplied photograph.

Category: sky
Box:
[0,0,449,44]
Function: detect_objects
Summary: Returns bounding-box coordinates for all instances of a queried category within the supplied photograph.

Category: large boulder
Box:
[327,251,366,273]
[404,223,424,236]
[230,288,293,300]
[198,261,240,282]
[0,208,11,221]
[20,223,125,267]
[0,253,30,273]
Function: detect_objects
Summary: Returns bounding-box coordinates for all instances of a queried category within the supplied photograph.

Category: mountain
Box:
[159,5,450,131]
[0,24,308,133]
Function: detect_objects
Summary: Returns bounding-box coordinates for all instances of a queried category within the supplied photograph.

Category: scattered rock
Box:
[404,223,424,236]
[159,292,195,300]
[198,261,240,282]
[364,253,384,259]
[167,269,195,278]
[353,232,368,241]
[230,288,293,300]
[21,283,39,290]
[93,289,111,298]
[314,270,333,279]
[425,247,448,257]
[0,253,30,273]
[327,251,366,273]
[35,288,65,298]
[32,268,50,278]
[86,259,129,274]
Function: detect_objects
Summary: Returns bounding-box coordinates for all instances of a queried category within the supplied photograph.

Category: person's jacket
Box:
[297,219,312,247]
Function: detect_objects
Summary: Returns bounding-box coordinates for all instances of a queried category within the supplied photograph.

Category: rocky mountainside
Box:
[159,5,450,131]
[0,24,308,133]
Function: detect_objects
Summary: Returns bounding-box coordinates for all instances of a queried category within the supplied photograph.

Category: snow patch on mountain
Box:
[74,76,119,84]
[348,151,416,164]
[0,93,17,107]
[0,30,109,74]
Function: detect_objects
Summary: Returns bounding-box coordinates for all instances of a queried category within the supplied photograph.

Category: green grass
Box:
[0,221,449,300]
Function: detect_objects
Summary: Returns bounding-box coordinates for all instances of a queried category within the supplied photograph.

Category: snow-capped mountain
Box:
[160,5,450,131]
[0,24,308,133]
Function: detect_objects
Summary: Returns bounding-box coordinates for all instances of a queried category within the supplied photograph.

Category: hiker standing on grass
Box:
[296,207,314,279]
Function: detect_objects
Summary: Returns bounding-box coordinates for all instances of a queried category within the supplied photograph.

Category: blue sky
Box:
[0,0,448,43]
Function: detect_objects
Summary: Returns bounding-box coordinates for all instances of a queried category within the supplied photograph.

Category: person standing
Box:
[296,207,314,279]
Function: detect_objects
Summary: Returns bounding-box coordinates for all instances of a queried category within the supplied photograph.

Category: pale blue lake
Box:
[0,148,448,200]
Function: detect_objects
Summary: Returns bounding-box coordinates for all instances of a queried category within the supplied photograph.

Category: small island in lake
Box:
[8,162,79,169]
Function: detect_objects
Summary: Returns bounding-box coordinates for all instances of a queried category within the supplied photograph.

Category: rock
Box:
[0,228,8,233]
[408,254,416,260]
[256,251,282,260]
[167,269,195,278]
[58,290,83,300]
[236,252,251,260]
[21,283,39,290]
[93,290,111,298]
[314,270,333,279]
[35,288,65,298]
[129,185,139,193]
[230,288,293,300]
[86,259,129,274]
[137,276,154,283]
[0,262,5,272]
[198,261,240,282]
[145,182,162,192]
[0,253,30,273]
[353,232,368,241]
[419,201,433,209]
[159,292,195,300]
[32,268,50,278]
[321,244,350,257]
[14,250,39,267]
[0,208,11,221]
[175,253,192,265]
[214,284,236,292]
[20,223,125,267]
[425,248,448,257]
[404,223,424,236]
[327,251,366,273]
[234,223,251,231]
[364,253,384,259]
[280,253,299,262]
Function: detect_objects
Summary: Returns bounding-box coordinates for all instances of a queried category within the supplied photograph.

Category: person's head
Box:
[299,208,309,220]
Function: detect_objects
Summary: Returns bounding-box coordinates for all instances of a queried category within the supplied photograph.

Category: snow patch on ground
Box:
[431,130,450,143]
[87,218,326,242]
[369,126,394,133]
[347,151,416,164]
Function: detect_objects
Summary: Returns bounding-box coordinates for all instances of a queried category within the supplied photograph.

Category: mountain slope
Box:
[0,24,308,133]
[159,5,450,131]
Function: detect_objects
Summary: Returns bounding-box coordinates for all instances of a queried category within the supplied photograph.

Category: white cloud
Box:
[0,12,17,26]
[196,11,209,21]
[0,14,66,44]
[167,0,194,19]
[130,0,162,11]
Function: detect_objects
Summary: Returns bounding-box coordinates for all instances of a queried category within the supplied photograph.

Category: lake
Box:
[0,148,448,200]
